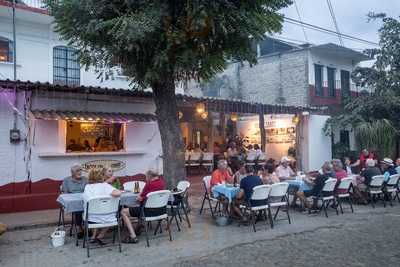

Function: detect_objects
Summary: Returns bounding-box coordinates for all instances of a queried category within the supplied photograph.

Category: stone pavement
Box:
[1,201,399,267]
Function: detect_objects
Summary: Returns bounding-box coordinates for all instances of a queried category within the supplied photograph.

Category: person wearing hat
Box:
[381,158,397,182]
[276,156,295,181]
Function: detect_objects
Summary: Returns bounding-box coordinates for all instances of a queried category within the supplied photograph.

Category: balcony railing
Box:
[316,80,373,94]
[10,0,46,10]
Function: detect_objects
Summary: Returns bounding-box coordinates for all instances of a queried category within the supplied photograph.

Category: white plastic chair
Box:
[83,196,121,258]
[241,185,272,232]
[202,152,214,172]
[123,181,146,193]
[246,153,257,166]
[257,153,266,165]
[335,177,354,214]
[185,152,191,167]
[199,176,219,217]
[384,174,400,206]
[141,190,172,247]
[168,181,191,230]
[312,178,338,217]
[368,175,385,208]
[269,182,290,226]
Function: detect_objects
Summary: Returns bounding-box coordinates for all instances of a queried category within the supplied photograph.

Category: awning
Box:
[30,109,156,123]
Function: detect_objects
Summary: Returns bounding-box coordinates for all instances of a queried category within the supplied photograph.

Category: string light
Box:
[196,102,205,114]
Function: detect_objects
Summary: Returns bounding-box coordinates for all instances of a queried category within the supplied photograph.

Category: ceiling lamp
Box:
[230,113,238,122]
[200,112,208,120]
[196,102,205,114]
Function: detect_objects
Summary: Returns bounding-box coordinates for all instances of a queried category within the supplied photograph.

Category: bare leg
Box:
[121,208,137,238]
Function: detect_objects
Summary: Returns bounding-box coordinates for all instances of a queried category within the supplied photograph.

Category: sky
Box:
[278,0,400,52]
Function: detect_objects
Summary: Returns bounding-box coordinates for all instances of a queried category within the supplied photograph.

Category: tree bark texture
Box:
[152,78,186,188]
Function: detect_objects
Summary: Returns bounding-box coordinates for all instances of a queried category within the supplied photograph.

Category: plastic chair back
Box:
[269,182,289,197]
[123,181,146,192]
[370,175,385,187]
[202,153,214,161]
[145,190,171,209]
[250,185,271,201]
[85,196,119,216]
[177,180,191,192]
[322,178,338,193]
[337,177,353,190]
[387,174,400,186]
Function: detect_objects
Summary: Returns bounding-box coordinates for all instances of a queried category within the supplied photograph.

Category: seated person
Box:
[83,168,122,245]
[120,170,165,244]
[381,158,397,182]
[275,157,295,181]
[296,162,333,210]
[66,139,84,152]
[233,162,247,185]
[258,163,280,185]
[61,164,88,238]
[102,167,121,189]
[332,159,348,194]
[210,159,233,189]
[396,158,400,174]
[360,159,382,189]
[232,165,263,220]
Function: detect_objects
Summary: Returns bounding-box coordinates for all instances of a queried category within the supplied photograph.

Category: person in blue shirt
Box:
[381,158,397,182]
[231,165,263,220]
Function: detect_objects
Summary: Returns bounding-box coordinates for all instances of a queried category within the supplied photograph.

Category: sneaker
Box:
[122,236,139,244]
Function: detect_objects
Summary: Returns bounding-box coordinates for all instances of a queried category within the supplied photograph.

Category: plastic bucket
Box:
[51,229,66,248]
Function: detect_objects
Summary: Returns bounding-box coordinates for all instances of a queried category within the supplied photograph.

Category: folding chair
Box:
[245,153,257,167]
[202,153,214,173]
[168,181,191,230]
[257,153,266,166]
[368,175,386,208]
[199,176,219,217]
[240,185,272,232]
[269,182,291,226]
[384,174,400,206]
[188,152,202,173]
[312,178,338,218]
[335,177,354,214]
[185,152,191,170]
[82,196,121,258]
[123,181,146,193]
[140,190,172,247]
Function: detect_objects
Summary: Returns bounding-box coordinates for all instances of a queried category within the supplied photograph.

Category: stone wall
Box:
[185,50,309,107]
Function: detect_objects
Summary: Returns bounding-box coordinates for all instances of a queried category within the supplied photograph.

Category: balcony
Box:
[0,0,47,12]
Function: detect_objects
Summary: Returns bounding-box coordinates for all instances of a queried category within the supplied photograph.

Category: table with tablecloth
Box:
[212,184,241,203]
[286,179,312,192]
[57,192,140,213]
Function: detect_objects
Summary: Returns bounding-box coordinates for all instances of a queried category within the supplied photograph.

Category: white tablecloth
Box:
[57,192,139,213]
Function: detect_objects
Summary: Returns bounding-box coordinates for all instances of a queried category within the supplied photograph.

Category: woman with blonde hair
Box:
[102,166,122,189]
[83,168,122,245]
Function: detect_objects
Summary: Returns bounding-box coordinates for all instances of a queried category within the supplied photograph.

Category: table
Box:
[286,179,312,192]
[212,184,240,203]
[57,192,140,213]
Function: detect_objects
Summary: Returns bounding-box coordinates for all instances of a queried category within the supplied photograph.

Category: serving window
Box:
[66,121,125,153]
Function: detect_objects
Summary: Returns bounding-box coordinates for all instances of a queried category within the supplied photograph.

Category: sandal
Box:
[95,238,107,246]
[122,236,139,244]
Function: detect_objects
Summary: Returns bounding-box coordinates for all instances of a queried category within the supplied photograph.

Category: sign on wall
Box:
[82,159,126,172]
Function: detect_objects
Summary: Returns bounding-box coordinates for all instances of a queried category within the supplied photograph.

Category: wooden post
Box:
[258,107,266,152]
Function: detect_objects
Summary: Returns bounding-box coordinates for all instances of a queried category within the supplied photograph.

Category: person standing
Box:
[61,164,88,239]
[351,149,376,172]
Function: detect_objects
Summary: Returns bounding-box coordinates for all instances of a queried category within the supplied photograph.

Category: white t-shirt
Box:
[83,183,118,223]
[276,165,295,179]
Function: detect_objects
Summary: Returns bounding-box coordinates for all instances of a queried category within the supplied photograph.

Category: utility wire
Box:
[284,17,379,46]
[293,0,308,42]
[326,0,344,46]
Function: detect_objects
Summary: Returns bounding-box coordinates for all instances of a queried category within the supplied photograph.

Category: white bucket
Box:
[51,229,66,248]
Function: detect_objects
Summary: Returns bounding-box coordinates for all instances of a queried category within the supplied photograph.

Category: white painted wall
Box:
[305,115,332,171]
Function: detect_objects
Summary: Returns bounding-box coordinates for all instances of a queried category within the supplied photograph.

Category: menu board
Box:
[266,127,296,144]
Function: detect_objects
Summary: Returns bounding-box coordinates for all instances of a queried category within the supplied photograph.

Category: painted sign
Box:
[81,159,126,172]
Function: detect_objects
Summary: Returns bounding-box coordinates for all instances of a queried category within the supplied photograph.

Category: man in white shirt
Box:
[83,169,123,245]
[275,156,295,180]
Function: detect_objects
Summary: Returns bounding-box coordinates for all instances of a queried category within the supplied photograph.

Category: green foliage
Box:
[44,0,291,88]
[327,13,400,156]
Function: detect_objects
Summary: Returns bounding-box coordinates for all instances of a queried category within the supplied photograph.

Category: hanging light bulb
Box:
[292,115,300,125]
[196,102,205,114]
[200,112,208,120]
[231,113,238,122]
[178,111,183,119]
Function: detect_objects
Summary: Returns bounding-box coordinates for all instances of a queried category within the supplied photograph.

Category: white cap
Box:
[281,156,290,163]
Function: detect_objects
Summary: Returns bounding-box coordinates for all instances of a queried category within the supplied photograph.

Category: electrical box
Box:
[10,129,21,143]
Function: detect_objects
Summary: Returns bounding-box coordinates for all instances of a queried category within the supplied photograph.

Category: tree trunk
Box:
[152,77,186,189]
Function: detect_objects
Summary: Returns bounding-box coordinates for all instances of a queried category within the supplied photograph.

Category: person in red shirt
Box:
[351,149,376,171]
[120,170,165,243]
[332,159,348,194]
[210,159,233,189]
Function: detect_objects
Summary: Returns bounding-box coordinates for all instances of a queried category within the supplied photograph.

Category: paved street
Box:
[1,202,400,267]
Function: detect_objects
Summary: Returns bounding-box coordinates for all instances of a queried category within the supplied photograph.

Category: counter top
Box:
[38,150,147,158]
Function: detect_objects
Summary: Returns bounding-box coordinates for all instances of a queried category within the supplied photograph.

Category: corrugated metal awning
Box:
[30,109,156,123]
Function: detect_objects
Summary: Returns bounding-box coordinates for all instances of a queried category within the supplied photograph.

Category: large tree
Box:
[45,0,291,187]
[327,13,400,158]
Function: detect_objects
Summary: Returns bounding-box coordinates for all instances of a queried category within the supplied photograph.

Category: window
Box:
[53,46,80,86]
[0,37,13,63]
[66,121,124,153]
[314,64,324,96]
[327,67,336,97]
[340,130,350,149]
[341,70,350,98]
